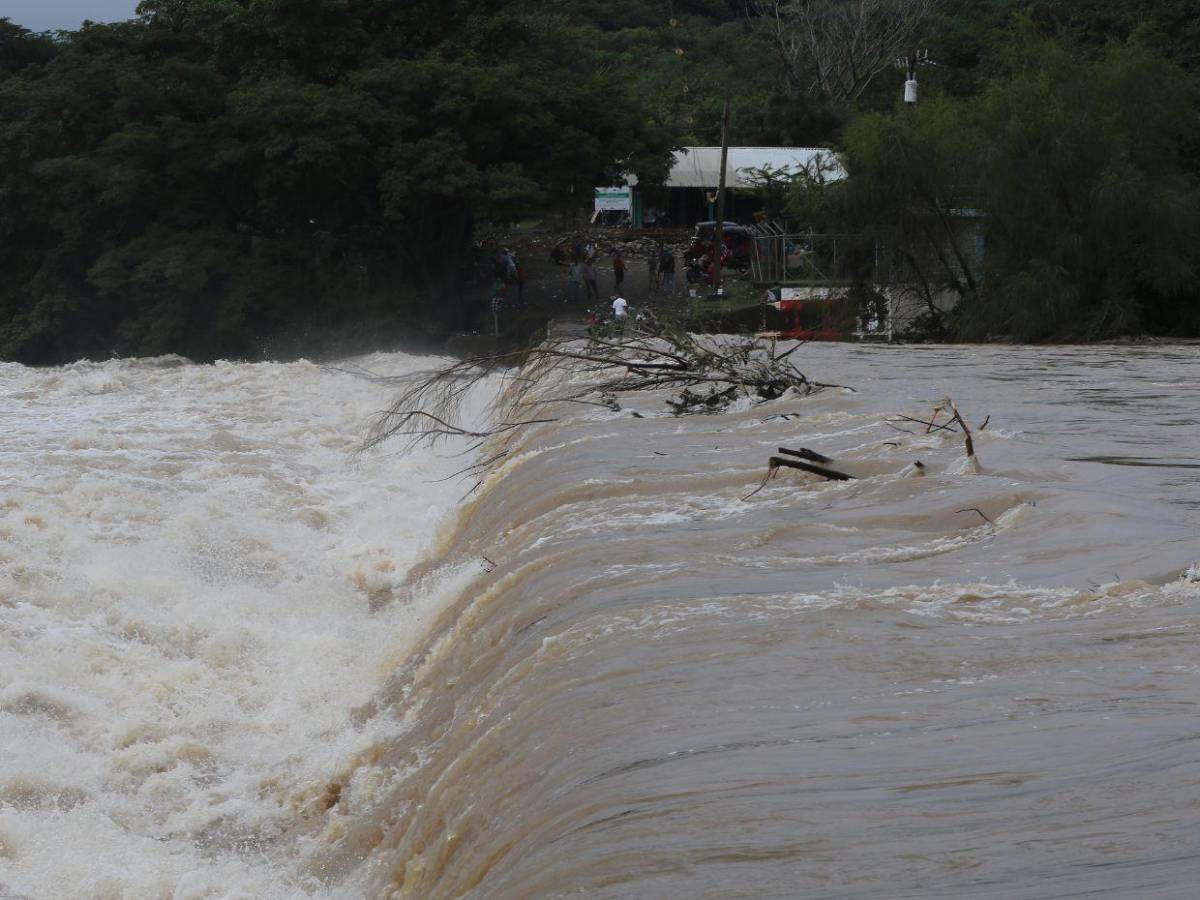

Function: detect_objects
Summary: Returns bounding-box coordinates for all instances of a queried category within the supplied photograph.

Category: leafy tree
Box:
[835,96,983,323]
[0,19,58,74]
[832,34,1200,340]
[4,0,1200,358]
[968,37,1200,338]
[0,2,676,362]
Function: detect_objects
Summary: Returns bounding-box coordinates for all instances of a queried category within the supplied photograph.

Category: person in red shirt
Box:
[611,249,626,291]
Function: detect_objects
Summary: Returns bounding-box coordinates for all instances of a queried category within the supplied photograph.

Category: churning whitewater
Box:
[2,343,1199,899]
[0,352,491,897]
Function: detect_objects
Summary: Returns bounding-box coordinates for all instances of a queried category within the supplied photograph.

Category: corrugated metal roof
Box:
[660,147,844,188]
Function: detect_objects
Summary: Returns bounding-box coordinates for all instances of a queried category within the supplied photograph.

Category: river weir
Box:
[2,344,1199,898]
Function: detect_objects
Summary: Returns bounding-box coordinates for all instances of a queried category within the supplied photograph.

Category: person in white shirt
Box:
[611,295,628,321]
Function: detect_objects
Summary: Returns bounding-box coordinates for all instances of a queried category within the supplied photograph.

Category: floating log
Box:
[742,451,852,500]
[777,446,834,464]
[768,456,854,481]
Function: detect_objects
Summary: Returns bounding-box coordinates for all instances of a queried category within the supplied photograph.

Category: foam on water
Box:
[0,353,487,897]
[4,342,1200,899]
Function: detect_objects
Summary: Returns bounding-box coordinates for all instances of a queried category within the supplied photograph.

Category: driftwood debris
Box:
[366,325,846,453]
[667,385,740,415]
[742,448,853,500]
[888,397,983,463]
[896,413,957,434]
[745,396,985,502]
[946,402,975,458]
[777,446,834,465]
[770,456,853,481]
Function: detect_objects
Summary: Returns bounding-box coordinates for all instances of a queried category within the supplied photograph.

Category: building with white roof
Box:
[658,146,843,189]
[601,146,843,227]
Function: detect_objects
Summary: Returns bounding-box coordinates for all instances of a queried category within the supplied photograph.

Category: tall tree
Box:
[755,0,937,103]
[0,2,676,362]
[832,33,1200,340]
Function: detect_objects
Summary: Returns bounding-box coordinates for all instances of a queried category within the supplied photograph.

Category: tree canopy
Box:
[0,2,675,362]
[2,0,1200,358]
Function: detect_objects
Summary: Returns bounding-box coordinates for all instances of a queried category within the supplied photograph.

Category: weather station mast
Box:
[896,49,936,104]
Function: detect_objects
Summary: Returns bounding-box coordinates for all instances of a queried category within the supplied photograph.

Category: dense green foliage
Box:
[0,2,674,362]
[831,28,1200,340]
[2,0,1200,358]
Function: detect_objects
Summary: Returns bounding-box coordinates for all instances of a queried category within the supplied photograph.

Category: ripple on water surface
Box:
[2,344,1200,899]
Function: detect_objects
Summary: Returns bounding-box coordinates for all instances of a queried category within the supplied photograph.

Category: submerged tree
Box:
[364,326,848,488]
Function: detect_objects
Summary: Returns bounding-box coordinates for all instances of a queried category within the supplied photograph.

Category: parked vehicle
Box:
[686,221,754,270]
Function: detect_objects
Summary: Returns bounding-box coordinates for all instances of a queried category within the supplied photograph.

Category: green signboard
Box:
[594,187,633,212]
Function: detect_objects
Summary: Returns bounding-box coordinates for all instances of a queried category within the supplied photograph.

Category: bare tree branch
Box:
[753,0,935,103]
[363,326,851,485]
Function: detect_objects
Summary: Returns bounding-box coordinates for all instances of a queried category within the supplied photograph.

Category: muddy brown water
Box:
[316,343,1200,898]
[1,344,1197,898]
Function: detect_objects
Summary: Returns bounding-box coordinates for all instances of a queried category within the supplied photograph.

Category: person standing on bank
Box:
[514,257,526,306]
[582,259,599,303]
[489,276,506,334]
[660,249,676,296]
[567,261,583,304]
[611,249,626,293]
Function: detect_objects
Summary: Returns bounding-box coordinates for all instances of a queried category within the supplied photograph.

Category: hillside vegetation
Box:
[1,1,1198,360]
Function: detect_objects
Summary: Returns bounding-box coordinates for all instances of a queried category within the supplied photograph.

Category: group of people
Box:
[560,239,627,305]
[688,242,732,287]
[559,240,681,303]
[488,247,526,310]
[551,239,636,327]
[485,236,691,335]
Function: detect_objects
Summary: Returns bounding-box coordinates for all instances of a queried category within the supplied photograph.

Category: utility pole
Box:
[712,97,731,298]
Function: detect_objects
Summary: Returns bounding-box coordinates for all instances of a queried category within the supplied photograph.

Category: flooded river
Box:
[1,344,1198,898]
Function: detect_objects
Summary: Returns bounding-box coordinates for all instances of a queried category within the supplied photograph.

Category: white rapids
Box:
[0,353,484,898]
[2,342,1200,899]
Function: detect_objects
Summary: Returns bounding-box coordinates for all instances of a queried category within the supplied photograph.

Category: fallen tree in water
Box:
[891,397,980,462]
[742,397,982,500]
[364,325,847,454]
